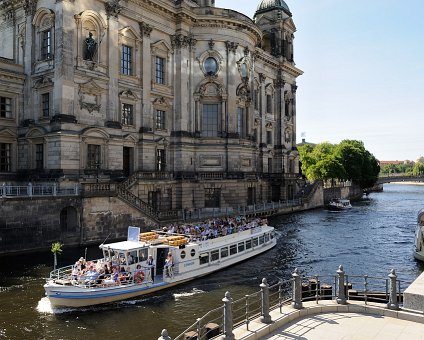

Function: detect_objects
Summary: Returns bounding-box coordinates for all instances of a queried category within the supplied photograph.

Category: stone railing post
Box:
[2,183,5,197]
[260,278,272,324]
[157,329,171,340]
[387,269,399,310]
[292,268,303,309]
[53,183,57,196]
[336,265,347,305]
[222,291,235,340]
[28,182,32,197]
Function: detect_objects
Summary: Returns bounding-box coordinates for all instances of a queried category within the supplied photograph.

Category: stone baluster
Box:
[157,329,171,340]
[292,268,303,309]
[336,265,347,305]
[222,291,234,340]
[387,269,399,310]
[260,278,272,323]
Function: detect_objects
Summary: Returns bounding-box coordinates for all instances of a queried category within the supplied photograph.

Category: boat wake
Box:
[173,288,204,301]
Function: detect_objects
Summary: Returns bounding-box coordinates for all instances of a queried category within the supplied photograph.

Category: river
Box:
[0,184,423,339]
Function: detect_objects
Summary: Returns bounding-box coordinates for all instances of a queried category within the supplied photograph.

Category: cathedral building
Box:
[0,0,303,218]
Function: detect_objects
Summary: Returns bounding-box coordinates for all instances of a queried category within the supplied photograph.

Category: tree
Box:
[51,242,63,270]
[298,139,379,189]
[413,162,424,176]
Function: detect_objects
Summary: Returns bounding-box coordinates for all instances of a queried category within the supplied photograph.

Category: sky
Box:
[216,0,424,161]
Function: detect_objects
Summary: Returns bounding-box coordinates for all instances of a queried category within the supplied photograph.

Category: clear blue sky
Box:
[216,0,424,161]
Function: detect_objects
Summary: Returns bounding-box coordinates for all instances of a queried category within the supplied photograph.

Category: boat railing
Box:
[48,266,154,288]
[169,267,404,340]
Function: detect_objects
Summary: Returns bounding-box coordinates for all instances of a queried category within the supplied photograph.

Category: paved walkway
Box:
[263,312,424,339]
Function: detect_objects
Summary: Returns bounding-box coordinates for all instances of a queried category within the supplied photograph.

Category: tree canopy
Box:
[298,140,380,189]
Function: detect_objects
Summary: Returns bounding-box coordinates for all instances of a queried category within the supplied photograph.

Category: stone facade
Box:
[0,0,303,218]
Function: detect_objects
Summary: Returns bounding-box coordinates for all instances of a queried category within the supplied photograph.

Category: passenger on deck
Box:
[164,252,174,277]
[146,255,155,282]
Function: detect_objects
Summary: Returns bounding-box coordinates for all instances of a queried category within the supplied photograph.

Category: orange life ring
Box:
[134,271,145,284]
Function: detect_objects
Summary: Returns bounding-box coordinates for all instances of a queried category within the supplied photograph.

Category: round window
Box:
[181,250,186,259]
[204,57,218,75]
[190,249,196,257]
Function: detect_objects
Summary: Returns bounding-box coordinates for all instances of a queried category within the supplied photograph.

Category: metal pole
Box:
[387,269,399,310]
[260,278,272,324]
[292,268,303,309]
[222,291,235,340]
[336,265,347,305]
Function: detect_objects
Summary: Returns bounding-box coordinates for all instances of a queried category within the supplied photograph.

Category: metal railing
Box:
[161,266,403,340]
[0,183,80,198]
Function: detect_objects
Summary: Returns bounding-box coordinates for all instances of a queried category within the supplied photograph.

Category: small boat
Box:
[44,218,276,308]
[327,198,352,211]
[413,209,424,261]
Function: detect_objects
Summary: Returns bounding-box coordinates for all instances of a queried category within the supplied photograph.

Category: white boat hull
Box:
[45,234,276,308]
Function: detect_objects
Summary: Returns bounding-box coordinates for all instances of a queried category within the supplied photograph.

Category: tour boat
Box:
[413,209,424,261]
[327,198,352,211]
[44,220,276,308]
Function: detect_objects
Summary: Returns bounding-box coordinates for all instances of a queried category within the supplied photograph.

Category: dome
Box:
[255,0,291,17]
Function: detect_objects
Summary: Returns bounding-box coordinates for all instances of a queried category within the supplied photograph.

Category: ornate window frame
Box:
[152,96,171,133]
[119,26,141,79]
[197,50,223,77]
[119,89,138,128]
[32,8,55,69]
[33,75,54,119]
[151,40,173,92]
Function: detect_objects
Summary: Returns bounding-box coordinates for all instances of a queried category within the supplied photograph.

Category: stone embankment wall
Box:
[0,196,156,255]
[323,185,363,204]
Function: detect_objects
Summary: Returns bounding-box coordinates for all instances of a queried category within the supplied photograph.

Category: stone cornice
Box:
[282,61,303,78]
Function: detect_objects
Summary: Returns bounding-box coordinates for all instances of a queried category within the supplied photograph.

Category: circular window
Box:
[181,250,186,259]
[190,249,196,257]
[204,57,218,76]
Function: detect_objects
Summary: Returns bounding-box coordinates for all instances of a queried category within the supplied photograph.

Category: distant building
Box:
[0,0,303,214]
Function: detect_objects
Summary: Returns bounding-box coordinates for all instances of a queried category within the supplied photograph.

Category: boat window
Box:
[191,249,196,257]
[252,237,259,247]
[200,253,209,265]
[127,250,138,264]
[221,247,228,258]
[271,231,275,239]
[259,235,265,245]
[211,250,219,261]
[246,239,252,249]
[264,233,270,242]
[230,245,237,256]
[238,242,245,252]
[138,248,148,262]
[180,250,186,259]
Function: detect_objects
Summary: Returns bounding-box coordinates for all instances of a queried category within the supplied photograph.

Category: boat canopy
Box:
[99,240,145,252]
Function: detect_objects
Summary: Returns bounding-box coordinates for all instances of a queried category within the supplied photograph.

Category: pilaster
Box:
[53,0,76,118]
[106,15,120,123]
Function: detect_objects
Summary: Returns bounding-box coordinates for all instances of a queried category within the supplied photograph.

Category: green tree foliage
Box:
[51,242,63,270]
[298,140,380,189]
[380,163,414,175]
[413,162,424,176]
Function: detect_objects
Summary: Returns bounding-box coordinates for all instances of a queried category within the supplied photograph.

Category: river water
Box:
[0,184,423,340]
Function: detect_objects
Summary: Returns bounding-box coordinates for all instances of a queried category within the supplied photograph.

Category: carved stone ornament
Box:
[236,83,250,102]
[105,0,122,19]
[78,79,104,114]
[198,80,224,97]
[265,122,273,129]
[171,34,196,49]
[237,55,253,83]
[23,0,38,17]
[284,128,291,143]
[33,75,53,89]
[226,41,238,53]
[152,96,168,107]
[139,22,152,37]
[291,84,298,93]
[259,73,266,84]
[208,39,215,50]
